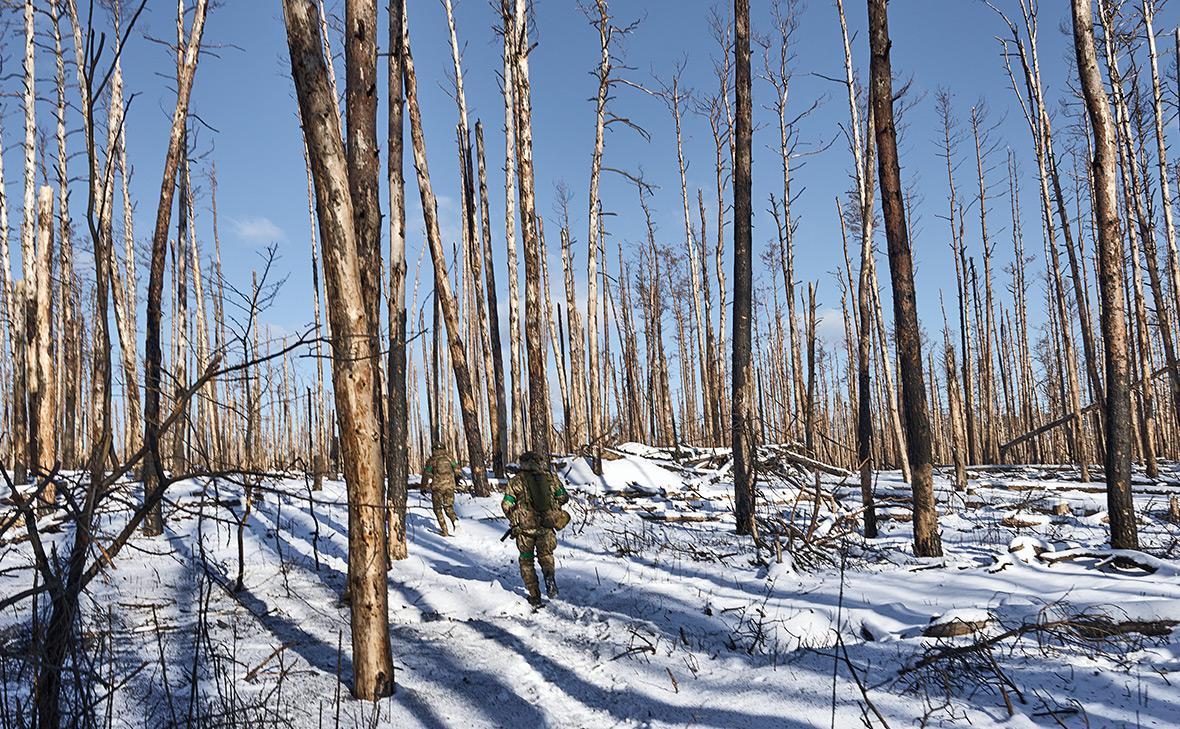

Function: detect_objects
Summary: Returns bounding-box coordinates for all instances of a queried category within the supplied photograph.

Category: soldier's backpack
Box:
[524,471,571,530]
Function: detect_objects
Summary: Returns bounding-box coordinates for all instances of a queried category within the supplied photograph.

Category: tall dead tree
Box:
[867,0,942,557]
[501,2,524,457]
[1070,0,1137,549]
[345,0,385,500]
[0,115,17,483]
[11,0,36,487]
[835,0,877,537]
[662,71,710,450]
[386,0,409,561]
[443,0,504,477]
[732,0,757,537]
[142,0,209,537]
[586,0,611,456]
[28,187,56,488]
[1143,1,1180,353]
[505,0,552,459]
[476,123,509,476]
[284,0,394,698]
[50,0,78,470]
[402,2,489,495]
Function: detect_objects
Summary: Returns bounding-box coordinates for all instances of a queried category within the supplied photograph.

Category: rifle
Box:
[500,525,517,542]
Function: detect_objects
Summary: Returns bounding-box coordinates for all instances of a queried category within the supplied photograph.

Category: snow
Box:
[929,608,993,627]
[560,452,686,496]
[3,458,1180,727]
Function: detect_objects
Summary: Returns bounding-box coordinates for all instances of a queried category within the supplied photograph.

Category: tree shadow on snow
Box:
[464,617,815,728]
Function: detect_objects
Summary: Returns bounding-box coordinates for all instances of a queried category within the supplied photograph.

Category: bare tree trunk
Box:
[386,0,409,560]
[666,74,710,449]
[302,141,330,481]
[1070,0,1137,550]
[971,107,1000,464]
[1144,2,1180,357]
[942,304,968,489]
[1099,6,1180,436]
[28,187,56,489]
[50,0,78,470]
[11,0,36,487]
[345,0,386,518]
[0,113,22,485]
[501,11,524,459]
[505,0,552,460]
[476,123,508,476]
[585,0,613,456]
[443,0,499,476]
[561,218,587,451]
[402,3,489,495]
[284,0,394,698]
[105,45,143,462]
[142,0,208,537]
[540,221,571,448]
[867,0,941,557]
[732,0,757,537]
[836,0,877,536]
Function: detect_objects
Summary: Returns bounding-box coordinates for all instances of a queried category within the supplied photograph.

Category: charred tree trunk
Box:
[867,0,942,557]
[386,0,409,561]
[732,0,757,537]
[142,0,209,538]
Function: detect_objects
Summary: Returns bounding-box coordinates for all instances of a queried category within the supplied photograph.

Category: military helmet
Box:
[518,450,545,472]
[432,443,446,454]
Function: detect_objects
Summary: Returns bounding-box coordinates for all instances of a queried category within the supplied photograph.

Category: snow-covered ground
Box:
[4,452,1180,727]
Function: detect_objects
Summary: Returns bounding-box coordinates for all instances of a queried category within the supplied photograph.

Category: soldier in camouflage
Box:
[502,451,570,607]
[421,444,460,536]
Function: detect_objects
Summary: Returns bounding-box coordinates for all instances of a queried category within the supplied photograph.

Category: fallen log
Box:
[1000,363,1173,457]
[1037,548,1180,576]
[761,445,853,478]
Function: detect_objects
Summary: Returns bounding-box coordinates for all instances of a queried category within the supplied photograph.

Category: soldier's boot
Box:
[434,509,449,537]
[539,554,558,598]
[519,558,544,607]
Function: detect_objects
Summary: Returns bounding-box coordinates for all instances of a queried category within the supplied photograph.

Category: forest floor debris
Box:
[2,452,1180,727]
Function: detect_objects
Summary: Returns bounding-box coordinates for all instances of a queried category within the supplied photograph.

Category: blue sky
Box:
[5,0,1178,406]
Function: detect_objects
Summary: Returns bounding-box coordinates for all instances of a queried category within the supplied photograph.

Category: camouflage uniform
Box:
[502,456,569,606]
[421,447,460,536]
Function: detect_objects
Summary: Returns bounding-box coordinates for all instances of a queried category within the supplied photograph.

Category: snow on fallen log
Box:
[560,453,685,496]
[923,609,992,638]
[1037,548,1180,576]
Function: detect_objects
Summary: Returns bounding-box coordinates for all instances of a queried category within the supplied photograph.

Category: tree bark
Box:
[506,0,552,459]
[732,0,757,537]
[142,0,208,537]
[476,123,508,477]
[284,0,393,698]
[836,0,877,537]
[28,187,56,490]
[1070,0,1137,550]
[386,0,409,561]
[402,2,490,495]
[867,0,942,557]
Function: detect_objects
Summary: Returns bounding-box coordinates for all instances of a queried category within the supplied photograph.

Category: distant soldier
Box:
[421,444,460,536]
[502,451,570,607]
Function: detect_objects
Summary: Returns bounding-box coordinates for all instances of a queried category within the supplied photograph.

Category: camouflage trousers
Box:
[432,489,458,536]
[515,527,556,602]
[514,527,557,561]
